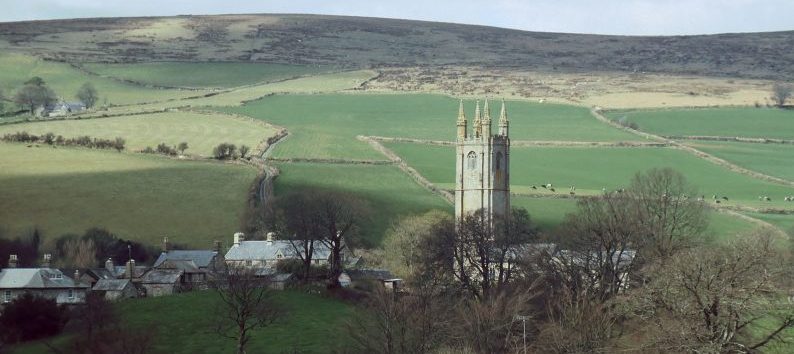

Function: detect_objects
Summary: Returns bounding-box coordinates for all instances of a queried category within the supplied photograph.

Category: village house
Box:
[149,237,222,288]
[139,268,184,297]
[0,254,89,305]
[224,232,340,269]
[92,278,137,301]
[36,101,86,117]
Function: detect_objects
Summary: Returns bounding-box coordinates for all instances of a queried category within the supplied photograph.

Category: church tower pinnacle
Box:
[457,99,467,140]
[482,98,492,138]
[499,99,509,137]
[473,100,482,138]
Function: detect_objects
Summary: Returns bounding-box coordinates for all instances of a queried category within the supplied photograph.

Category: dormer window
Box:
[3,290,10,303]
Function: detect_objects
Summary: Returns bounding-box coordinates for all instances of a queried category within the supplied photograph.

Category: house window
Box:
[3,290,10,303]
[467,151,477,170]
[67,289,74,299]
[314,259,320,265]
[245,260,252,267]
[277,254,282,259]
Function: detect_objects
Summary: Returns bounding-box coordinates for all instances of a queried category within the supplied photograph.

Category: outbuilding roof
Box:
[0,268,88,289]
[153,250,217,269]
[93,278,133,291]
[140,269,184,284]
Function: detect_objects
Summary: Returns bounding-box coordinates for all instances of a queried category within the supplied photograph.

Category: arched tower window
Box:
[467,151,477,170]
[496,152,503,170]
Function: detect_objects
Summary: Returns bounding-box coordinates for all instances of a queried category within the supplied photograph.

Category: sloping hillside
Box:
[0,14,792,80]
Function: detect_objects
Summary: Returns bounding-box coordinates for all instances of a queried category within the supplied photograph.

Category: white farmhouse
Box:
[224,232,340,269]
[0,255,89,305]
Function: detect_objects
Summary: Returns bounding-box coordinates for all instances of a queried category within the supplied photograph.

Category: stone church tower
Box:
[455,99,510,222]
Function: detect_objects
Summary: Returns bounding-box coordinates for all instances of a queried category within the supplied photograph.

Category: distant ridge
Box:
[1,14,792,80]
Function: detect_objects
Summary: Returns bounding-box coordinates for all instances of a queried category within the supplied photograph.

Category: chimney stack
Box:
[125,259,135,279]
[214,240,221,253]
[266,232,274,242]
[9,254,18,268]
[162,236,170,252]
[105,258,114,273]
[74,269,80,282]
[233,232,244,246]
[42,253,52,268]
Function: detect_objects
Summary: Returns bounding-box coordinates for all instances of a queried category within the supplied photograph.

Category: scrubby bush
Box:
[0,293,68,343]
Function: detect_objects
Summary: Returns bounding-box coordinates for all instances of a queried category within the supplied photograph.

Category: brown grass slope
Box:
[0,14,792,80]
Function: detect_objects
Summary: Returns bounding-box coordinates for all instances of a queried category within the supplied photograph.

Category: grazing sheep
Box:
[531,185,537,190]
[715,200,721,204]
[712,195,717,199]
[546,183,553,189]
[765,196,772,201]
[722,196,729,201]
[550,188,556,192]
[541,184,547,189]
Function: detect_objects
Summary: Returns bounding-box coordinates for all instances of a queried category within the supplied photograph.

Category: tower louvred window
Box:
[467,151,477,169]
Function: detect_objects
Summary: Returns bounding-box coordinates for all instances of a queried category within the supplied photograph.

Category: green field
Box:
[274,162,451,246]
[684,140,794,182]
[385,142,794,210]
[742,212,794,234]
[0,111,276,156]
[607,108,794,139]
[0,53,210,107]
[84,62,332,88]
[0,143,256,247]
[11,290,354,354]
[221,93,641,160]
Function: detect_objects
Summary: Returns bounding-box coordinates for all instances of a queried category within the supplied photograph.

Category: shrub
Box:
[0,293,68,343]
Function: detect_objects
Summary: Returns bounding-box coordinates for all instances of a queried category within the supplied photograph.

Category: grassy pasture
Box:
[607,107,794,139]
[221,93,640,160]
[84,62,332,88]
[0,111,276,157]
[385,142,794,209]
[0,53,210,107]
[273,162,451,246]
[684,140,794,182]
[0,143,256,247]
[11,290,354,354]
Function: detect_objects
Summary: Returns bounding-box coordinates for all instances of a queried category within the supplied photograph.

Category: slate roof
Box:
[93,279,132,291]
[225,240,332,261]
[112,265,148,278]
[85,268,117,280]
[0,268,89,289]
[140,269,183,284]
[157,259,204,273]
[153,250,217,269]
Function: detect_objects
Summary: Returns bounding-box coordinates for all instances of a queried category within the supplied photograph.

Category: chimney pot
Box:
[42,253,52,268]
[266,232,275,242]
[105,258,114,272]
[9,254,18,268]
[163,236,170,252]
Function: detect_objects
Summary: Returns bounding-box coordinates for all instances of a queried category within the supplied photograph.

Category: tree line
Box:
[2,131,125,151]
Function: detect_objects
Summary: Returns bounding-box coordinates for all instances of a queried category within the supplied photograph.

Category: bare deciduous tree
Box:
[772,82,792,107]
[212,266,284,354]
[628,168,708,262]
[280,191,324,282]
[629,231,794,352]
[348,283,451,354]
[312,191,368,288]
[551,192,643,302]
